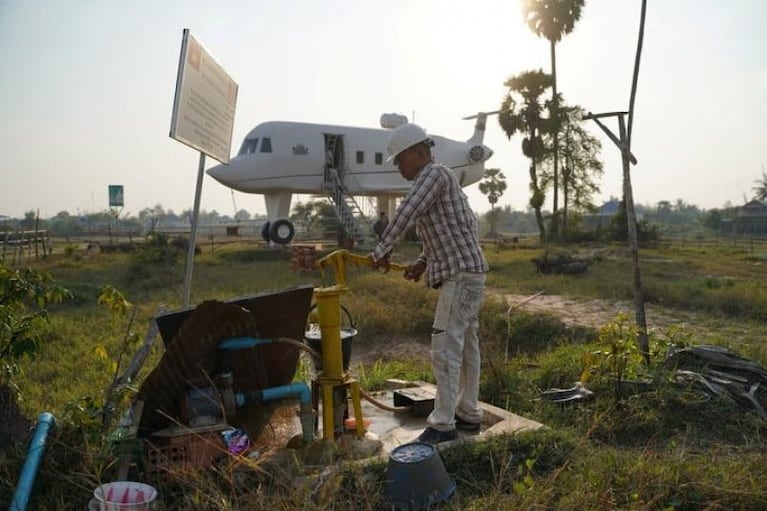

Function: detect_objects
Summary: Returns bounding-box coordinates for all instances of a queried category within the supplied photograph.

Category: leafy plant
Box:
[0,264,71,391]
[95,285,140,430]
[580,313,648,399]
[513,457,538,496]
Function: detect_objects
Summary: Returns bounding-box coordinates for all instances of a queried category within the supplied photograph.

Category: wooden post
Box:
[618,114,649,360]
[583,112,649,361]
[34,212,40,260]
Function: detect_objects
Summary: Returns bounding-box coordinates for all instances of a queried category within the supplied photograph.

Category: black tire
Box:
[269,219,295,244]
[261,221,271,243]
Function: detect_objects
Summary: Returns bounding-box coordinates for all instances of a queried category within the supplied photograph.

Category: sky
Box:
[1,0,766,220]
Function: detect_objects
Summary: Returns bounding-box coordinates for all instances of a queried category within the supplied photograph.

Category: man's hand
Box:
[369,253,391,273]
[404,260,426,282]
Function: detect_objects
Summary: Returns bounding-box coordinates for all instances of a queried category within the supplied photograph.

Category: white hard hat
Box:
[386,123,432,162]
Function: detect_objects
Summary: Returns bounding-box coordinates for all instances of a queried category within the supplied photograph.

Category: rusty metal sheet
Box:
[138,286,314,434]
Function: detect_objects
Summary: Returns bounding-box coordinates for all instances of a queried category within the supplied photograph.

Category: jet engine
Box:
[468,144,489,163]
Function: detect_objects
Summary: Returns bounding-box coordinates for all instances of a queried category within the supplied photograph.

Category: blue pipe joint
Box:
[260,382,311,406]
[258,383,314,442]
[218,336,274,351]
[10,412,56,511]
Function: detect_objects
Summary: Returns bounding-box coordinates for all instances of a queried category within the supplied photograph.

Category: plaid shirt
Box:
[373,160,488,288]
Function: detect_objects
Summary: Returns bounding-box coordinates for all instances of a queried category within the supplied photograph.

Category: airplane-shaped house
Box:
[207,112,494,244]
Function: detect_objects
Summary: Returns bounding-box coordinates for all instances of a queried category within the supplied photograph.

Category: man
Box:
[370,123,489,444]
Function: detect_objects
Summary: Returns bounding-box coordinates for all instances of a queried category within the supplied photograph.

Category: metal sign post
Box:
[169,29,238,307]
[182,152,206,308]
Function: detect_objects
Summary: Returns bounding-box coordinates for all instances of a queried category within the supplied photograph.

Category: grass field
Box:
[2,237,767,509]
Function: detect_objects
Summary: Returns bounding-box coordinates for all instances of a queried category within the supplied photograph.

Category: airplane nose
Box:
[207,159,239,189]
[206,156,259,193]
[207,162,225,180]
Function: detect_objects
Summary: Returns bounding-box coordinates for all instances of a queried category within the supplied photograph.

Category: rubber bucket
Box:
[384,442,455,510]
[93,481,157,511]
[304,305,356,371]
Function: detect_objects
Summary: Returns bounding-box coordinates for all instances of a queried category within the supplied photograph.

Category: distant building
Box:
[580,199,643,231]
[598,198,621,216]
[737,199,767,234]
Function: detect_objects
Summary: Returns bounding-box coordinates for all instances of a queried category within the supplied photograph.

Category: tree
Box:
[555,106,603,233]
[702,209,722,232]
[751,170,767,201]
[47,211,83,238]
[291,201,321,237]
[522,0,585,238]
[21,210,37,230]
[499,69,553,242]
[138,204,164,232]
[234,209,251,221]
[478,168,508,236]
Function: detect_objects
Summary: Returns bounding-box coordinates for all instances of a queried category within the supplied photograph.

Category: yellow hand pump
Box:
[311,250,404,439]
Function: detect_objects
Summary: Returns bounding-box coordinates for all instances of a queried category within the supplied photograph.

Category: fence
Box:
[1,230,51,263]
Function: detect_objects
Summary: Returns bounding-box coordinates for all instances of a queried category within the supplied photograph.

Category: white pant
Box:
[427,271,486,431]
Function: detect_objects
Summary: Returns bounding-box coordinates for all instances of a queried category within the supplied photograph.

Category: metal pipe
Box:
[219,336,322,359]
[10,412,56,511]
[218,336,274,350]
[218,337,320,441]
[258,382,311,406]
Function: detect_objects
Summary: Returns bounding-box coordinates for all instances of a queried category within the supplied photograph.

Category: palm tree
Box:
[521,0,585,238]
[479,168,508,236]
[499,69,553,242]
[751,170,767,201]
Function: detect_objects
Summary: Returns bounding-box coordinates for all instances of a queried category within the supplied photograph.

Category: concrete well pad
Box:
[238,380,544,463]
[347,381,544,458]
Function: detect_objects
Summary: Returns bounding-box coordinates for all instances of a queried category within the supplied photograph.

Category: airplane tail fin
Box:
[463,110,500,144]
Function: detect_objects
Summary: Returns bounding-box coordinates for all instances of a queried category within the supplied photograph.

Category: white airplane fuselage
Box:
[207,116,493,243]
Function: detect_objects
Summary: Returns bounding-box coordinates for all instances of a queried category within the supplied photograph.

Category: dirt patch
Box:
[499,292,749,346]
[348,291,743,362]
[503,293,629,329]
[350,336,431,366]
[350,292,687,365]
[502,292,711,332]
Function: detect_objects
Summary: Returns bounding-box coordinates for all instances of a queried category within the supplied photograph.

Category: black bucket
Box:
[384,442,455,510]
[304,305,356,371]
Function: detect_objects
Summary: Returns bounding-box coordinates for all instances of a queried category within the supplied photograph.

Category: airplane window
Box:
[375,152,383,165]
[356,151,364,164]
[261,137,272,153]
[238,138,259,155]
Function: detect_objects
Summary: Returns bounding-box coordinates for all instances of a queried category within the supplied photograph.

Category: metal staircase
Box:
[322,134,375,246]
[323,167,371,245]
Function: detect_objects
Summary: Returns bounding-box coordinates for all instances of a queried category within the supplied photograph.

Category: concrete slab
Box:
[236,381,544,462]
[344,381,544,457]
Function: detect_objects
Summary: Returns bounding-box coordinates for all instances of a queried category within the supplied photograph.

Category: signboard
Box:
[108,185,124,207]
[169,29,238,164]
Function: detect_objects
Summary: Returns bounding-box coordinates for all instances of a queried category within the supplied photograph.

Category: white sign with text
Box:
[170,29,238,164]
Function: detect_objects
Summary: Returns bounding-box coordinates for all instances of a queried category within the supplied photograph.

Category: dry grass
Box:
[2,238,767,509]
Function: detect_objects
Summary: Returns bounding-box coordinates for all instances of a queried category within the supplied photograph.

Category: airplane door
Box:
[324,134,345,180]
